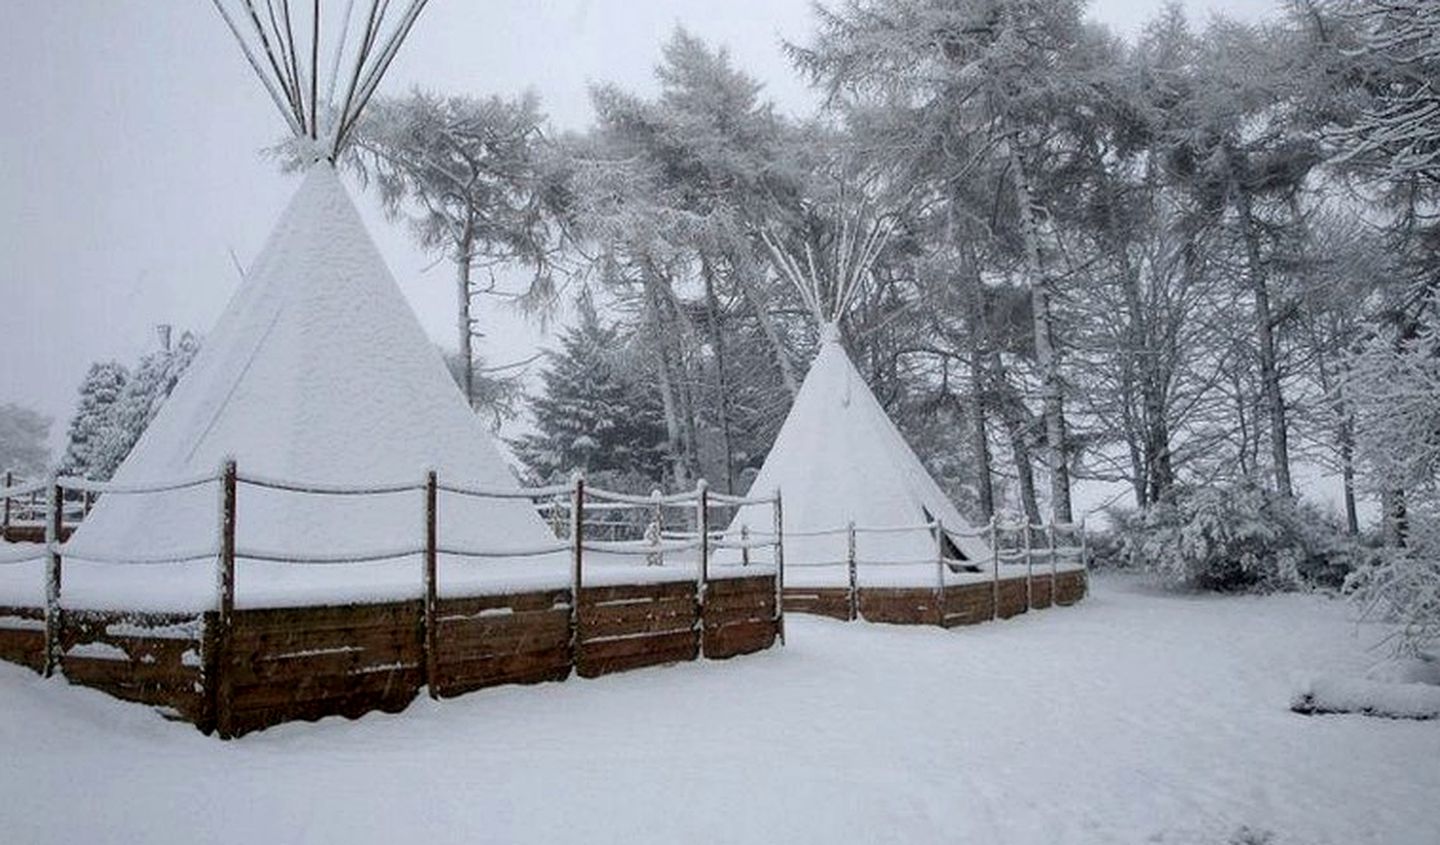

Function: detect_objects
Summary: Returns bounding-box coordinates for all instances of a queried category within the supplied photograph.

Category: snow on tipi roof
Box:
[68,0,555,563]
[724,328,990,567]
[68,164,556,561]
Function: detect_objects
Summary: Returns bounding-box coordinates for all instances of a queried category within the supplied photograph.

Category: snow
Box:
[1,574,1436,844]
[1292,675,1440,720]
[723,336,992,570]
[0,544,773,612]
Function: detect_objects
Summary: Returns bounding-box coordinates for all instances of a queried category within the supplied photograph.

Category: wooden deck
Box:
[0,573,779,738]
[783,569,1087,626]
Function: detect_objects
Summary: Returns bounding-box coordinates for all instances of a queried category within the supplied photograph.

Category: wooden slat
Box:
[228,665,423,712]
[230,600,422,635]
[703,619,776,659]
[439,590,570,618]
[578,580,695,606]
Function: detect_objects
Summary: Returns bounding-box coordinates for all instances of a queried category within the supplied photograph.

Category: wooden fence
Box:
[0,465,783,738]
[780,518,1089,626]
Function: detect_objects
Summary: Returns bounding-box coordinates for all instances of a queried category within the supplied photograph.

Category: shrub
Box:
[1109,478,1358,592]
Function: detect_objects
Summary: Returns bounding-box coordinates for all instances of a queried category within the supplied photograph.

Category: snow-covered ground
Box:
[1,573,1436,844]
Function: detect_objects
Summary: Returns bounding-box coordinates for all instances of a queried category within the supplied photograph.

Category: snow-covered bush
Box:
[1344,518,1440,657]
[1110,478,1357,592]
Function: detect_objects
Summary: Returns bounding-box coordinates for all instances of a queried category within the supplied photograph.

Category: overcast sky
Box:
[1,0,1275,455]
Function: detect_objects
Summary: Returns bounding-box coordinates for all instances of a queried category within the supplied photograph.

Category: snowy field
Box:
[1,573,1436,845]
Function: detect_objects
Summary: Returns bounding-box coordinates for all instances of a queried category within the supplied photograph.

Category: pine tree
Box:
[98,331,201,479]
[60,361,129,480]
[512,304,669,485]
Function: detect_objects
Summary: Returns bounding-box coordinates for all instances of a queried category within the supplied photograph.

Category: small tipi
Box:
[68,0,555,564]
[725,209,990,569]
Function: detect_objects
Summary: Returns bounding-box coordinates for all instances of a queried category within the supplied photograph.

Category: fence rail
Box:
[1,461,790,682]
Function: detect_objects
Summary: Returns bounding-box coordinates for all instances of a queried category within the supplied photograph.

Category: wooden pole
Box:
[83,490,94,517]
[1080,516,1089,600]
[43,476,63,678]
[934,519,946,626]
[740,524,750,567]
[772,490,785,646]
[846,521,858,622]
[696,479,709,655]
[423,470,438,699]
[989,515,1000,622]
[215,459,237,738]
[570,474,585,663]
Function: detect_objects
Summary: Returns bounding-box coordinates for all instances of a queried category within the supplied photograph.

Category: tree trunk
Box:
[1011,147,1073,522]
[455,222,476,408]
[1232,169,1292,497]
[701,255,737,493]
[644,273,689,490]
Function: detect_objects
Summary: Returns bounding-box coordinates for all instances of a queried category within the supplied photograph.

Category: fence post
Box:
[772,489,785,646]
[1080,516,1089,600]
[989,515,1000,622]
[423,470,438,699]
[215,459,237,738]
[934,518,946,627]
[43,476,63,678]
[846,521,858,621]
[1048,521,1058,604]
[569,473,585,667]
[646,489,664,567]
[3,470,11,541]
[696,480,710,657]
[1023,521,1033,611]
[740,524,750,567]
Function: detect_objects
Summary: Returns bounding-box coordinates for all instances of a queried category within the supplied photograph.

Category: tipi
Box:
[725,208,990,569]
[68,0,556,566]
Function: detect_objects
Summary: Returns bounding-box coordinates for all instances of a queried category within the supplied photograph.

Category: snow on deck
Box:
[1,573,1435,844]
[0,545,773,612]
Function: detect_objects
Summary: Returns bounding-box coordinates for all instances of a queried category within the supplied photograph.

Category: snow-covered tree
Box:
[96,331,201,480]
[511,302,669,485]
[346,91,570,408]
[59,361,129,480]
[0,403,52,477]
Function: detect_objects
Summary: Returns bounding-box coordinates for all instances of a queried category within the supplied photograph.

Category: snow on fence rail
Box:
[0,462,790,680]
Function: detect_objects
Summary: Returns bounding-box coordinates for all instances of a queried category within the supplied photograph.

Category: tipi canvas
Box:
[68,1,555,573]
[725,326,991,570]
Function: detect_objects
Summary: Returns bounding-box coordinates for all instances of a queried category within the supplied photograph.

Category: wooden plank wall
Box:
[785,571,1089,628]
[221,600,424,737]
[576,580,699,678]
[432,589,572,697]
[0,574,781,737]
[782,588,851,621]
[59,609,206,723]
[0,605,45,671]
[1029,573,1054,609]
[703,575,777,659]
[1055,570,1087,605]
[860,588,942,626]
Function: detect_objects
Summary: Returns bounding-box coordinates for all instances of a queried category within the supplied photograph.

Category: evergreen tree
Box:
[98,331,201,479]
[512,304,668,485]
[60,361,129,480]
[0,403,52,477]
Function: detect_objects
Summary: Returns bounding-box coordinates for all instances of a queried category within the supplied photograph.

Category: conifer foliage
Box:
[512,303,668,485]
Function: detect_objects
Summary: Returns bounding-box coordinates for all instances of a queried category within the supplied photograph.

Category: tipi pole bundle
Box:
[758,200,898,328]
[211,0,430,160]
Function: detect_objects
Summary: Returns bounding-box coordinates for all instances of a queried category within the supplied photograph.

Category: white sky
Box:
[1,0,1276,459]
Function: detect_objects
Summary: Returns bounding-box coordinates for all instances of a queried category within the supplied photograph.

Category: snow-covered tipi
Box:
[67,0,556,567]
[725,210,991,569]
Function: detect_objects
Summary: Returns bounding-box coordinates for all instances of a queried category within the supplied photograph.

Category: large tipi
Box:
[725,210,990,569]
[68,0,555,566]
